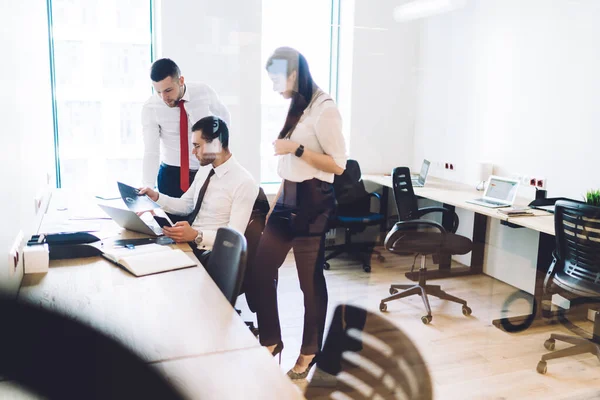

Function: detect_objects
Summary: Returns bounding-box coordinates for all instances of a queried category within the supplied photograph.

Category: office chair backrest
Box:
[306,304,433,400]
[333,159,371,217]
[392,167,419,221]
[554,200,600,295]
[0,296,184,399]
[205,227,247,306]
[241,188,269,307]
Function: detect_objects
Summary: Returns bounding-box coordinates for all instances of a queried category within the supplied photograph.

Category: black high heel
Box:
[286,354,318,380]
[270,342,284,364]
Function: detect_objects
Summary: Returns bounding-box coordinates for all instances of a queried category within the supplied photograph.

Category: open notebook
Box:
[101,244,196,276]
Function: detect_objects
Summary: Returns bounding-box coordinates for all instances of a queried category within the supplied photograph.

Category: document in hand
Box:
[117,182,161,213]
[101,244,197,276]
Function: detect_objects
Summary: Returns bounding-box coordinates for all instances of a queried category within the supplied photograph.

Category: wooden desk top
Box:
[8,190,302,399]
[363,174,555,236]
[154,347,304,400]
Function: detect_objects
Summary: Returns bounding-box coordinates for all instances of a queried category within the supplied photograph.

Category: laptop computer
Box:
[412,159,431,187]
[97,204,164,236]
[466,175,520,208]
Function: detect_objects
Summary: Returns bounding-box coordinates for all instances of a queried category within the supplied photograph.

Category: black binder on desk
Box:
[528,197,576,214]
[44,232,102,260]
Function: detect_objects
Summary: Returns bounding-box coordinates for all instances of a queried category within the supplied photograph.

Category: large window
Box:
[260,0,337,183]
[49,0,153,191]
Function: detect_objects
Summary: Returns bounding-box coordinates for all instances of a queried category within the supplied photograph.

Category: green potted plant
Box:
[585,189,600,207]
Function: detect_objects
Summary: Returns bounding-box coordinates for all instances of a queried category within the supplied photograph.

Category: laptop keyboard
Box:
[477,199,505,206]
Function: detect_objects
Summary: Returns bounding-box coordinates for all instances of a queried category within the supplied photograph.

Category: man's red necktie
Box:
[178,100,190,192]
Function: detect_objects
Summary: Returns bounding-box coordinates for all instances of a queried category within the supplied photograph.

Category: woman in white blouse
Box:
[250,47,347,380]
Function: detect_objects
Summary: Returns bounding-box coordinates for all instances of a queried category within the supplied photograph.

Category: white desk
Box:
[363,174,557,332]
[4,191,303,399]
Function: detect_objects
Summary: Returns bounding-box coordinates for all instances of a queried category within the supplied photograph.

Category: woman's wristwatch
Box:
[294,144,305,157]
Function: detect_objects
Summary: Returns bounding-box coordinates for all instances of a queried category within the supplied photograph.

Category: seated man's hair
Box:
[192,116,229,148]
[150,58,180,82]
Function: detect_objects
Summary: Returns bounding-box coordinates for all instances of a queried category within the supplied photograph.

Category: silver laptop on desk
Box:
[97,204,163,236]
[412,159,431,187]
[466,175,520,208]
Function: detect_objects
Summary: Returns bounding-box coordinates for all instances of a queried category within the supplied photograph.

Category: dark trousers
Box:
[251,179,333,355]
[157,163,198,222]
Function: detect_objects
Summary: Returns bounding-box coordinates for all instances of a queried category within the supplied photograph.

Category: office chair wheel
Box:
[536,361,547,374]
[389,287,398,295]
[544,339,555,351]
[462,306,472,316]
[363,264,371,273]
[421,315,432,325]
[377,255,385,262]
[324,262,330,270]
[379,302,387,312]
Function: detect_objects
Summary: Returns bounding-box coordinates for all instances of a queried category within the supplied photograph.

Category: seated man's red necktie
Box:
[178,100,190,192]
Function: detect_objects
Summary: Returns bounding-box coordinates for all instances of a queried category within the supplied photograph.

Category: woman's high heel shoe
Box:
[270,342,284,364]
[286,355,317,380]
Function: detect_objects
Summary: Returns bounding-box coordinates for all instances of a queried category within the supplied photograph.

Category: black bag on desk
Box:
[45,232,102,260]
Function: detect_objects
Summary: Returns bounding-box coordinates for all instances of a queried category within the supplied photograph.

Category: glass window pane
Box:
[51,0,152,192]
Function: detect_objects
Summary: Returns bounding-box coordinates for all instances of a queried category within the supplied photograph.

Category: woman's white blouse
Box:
[277,90,348,183]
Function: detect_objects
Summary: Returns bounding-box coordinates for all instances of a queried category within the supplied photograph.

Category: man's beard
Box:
[199,154,217,166]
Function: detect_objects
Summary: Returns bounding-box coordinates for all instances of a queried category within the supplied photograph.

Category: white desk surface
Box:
[363,174,555,236]
[6,190,301,399]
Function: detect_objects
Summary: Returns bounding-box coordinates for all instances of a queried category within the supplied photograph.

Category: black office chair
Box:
[304,304,433,400]
[325,159,385,273]
[0,295,184,399]
[238,188,270,336]
[379,167,472,324]
[205,227,248,306]
[536,200,600,374]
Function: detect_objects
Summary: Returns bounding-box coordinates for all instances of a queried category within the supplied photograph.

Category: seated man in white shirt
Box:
[139,116,258,264]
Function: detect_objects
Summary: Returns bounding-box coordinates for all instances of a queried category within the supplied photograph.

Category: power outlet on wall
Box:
[7,230,24,277]
[444,162,455,171]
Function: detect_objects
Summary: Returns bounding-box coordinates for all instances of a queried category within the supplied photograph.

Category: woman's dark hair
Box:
[150,58,181,82]
[265,47,317,139]
[192,116,229,148]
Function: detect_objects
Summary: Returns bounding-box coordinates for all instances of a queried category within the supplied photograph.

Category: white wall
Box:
[345,0,421,175]
[0,0,55,296]
[413,0,600,292]
[157,0,262,182]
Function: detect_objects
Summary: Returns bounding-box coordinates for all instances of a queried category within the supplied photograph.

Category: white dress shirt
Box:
[156,156,258,250]
[142,82,231,187]
[278,89,347,183]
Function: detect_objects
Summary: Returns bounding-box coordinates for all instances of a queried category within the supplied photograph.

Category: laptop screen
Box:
[485,177,519,202]
[418,160,430,182]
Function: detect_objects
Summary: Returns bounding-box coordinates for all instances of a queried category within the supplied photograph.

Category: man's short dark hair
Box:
[192,116,229,148]
[150,58,180,82]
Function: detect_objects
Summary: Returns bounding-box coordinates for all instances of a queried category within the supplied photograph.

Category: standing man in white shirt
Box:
[142,58,231,202]
[139,116,258,264]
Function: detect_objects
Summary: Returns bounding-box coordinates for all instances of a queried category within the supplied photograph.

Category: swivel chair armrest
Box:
[414,206,459,233]
[384,220,446,251]
[543,251,560,294]
[368,192,382,213]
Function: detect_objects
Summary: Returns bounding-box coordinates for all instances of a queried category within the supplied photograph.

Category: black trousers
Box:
[250,179,334,355]
[157,163,198,223]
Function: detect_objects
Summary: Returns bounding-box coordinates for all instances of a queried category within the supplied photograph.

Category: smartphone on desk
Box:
[153,215,174,228]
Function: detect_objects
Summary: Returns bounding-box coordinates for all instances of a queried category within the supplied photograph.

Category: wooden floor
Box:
[238,248,600,400]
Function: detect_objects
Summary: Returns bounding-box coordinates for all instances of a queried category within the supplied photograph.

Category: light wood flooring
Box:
[238,248,600,400]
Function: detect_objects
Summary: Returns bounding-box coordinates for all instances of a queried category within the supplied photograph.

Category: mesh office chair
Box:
[379,167,472,324]
[536,200,600,374]
[325,160,385,273]
[304,304,433,400]
[0,296,184,399]
[205,227,248,305]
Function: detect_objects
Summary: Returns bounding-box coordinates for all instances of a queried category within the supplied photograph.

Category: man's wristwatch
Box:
[193,230,203,246]
[294,144,305,158]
